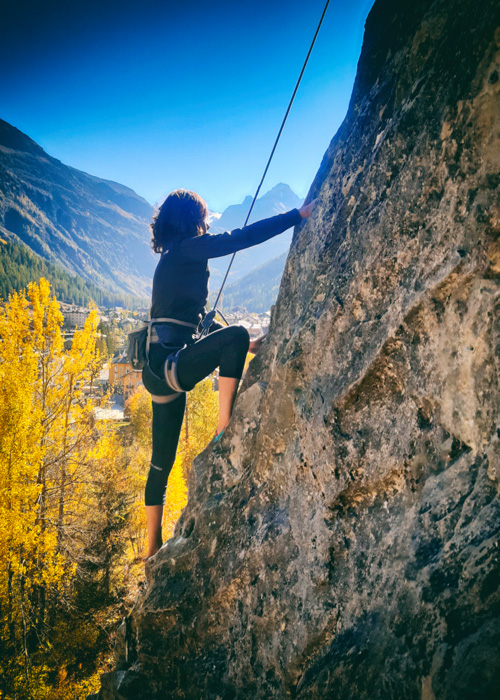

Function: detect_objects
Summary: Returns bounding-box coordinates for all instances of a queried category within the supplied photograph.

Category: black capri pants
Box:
[141,324,250,506]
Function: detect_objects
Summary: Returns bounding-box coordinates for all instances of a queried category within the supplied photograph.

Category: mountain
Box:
[216,251,287,313]
[95,0,500,697]
[209,183,302,232]
[208,182,302,286]
[0,119,155,297]
[0,120,300,301]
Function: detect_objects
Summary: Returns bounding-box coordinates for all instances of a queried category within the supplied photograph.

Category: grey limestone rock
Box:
[95,0,500,697]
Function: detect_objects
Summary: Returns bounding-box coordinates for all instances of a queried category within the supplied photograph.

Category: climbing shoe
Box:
[213,429,225,443]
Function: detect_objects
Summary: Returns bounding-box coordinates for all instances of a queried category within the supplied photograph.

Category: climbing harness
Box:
[201,0,331,335]
[127,313,197,395]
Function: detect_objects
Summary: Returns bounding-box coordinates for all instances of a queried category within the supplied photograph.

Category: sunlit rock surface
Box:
[94,0,500,697]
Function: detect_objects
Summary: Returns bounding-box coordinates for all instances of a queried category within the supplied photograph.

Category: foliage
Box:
[0,279,129,698]
[177,378,219,480]
[0,279,221,697]
[124,387,152,450]
[122,388,152,557]
[0,238,145,309]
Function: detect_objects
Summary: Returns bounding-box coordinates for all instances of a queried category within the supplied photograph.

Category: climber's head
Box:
[151,189,209,253]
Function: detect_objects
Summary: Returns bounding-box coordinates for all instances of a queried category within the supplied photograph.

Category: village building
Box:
[109,350,143,400]
[60,303,90,328]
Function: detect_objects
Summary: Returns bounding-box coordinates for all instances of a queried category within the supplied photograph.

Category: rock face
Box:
[97,0,500,697]
[0,119,155,296]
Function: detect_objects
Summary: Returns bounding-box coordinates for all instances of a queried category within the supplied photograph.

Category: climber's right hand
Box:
[299,198,318,219]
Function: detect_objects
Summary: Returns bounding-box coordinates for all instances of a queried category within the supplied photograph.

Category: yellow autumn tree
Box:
[0,280,67,697]
[176,376,219,480]
[0,279,131,699]
[125,386,152,449]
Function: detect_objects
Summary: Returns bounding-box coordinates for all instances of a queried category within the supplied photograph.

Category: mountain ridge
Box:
[208,182,302,284]
[216,251,287,313]
[0,118,155,296]
[0,119,301,304]
[0,236,143,308]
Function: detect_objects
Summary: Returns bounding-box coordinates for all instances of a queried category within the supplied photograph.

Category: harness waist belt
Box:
[150,317,198,329]
[150,326,195,344]
[150,318,198,345]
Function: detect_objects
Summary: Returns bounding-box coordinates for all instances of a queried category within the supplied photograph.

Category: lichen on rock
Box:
[92,0,500,697]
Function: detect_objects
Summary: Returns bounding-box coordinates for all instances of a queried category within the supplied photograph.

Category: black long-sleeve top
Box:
[150,208,302,332]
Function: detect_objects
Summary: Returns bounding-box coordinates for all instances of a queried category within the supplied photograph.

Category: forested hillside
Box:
[0,238,145,307]
[217,252,286,313]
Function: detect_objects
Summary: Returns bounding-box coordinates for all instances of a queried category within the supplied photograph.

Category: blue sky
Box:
[1,0,374,212]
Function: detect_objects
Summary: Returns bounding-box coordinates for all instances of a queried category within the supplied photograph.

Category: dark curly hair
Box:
[151,189,208,254]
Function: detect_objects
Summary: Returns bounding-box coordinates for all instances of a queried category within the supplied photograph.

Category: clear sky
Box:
[1,0,374,212]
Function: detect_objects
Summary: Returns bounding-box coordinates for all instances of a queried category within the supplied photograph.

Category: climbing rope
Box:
[201,0,331,335]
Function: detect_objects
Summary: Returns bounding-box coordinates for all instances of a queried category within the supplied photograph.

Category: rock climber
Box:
[141,188,315,558]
